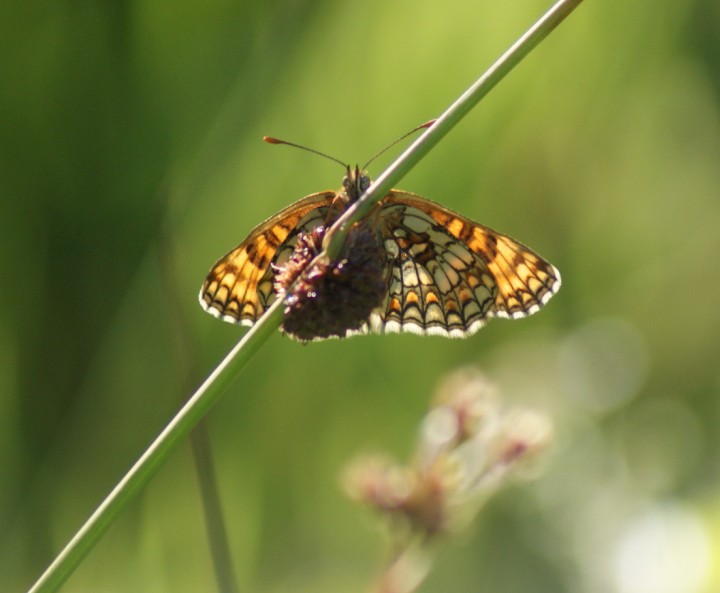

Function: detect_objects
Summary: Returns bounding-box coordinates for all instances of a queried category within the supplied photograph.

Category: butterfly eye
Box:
[359,174,371,193]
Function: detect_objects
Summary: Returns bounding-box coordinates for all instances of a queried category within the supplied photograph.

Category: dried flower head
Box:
[274,222,389,341]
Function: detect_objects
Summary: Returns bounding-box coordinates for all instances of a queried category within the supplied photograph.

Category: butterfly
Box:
[199,161,561,342]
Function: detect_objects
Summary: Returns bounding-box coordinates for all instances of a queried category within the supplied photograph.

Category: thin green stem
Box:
[27,1,584,591]
[326,0,585,258]
[189,422,239,593]
[160,218,240,593]
[27,299,283,593]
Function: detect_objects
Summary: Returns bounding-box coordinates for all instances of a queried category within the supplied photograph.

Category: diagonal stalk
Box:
[27,1,584,591]
[325,0,585,257]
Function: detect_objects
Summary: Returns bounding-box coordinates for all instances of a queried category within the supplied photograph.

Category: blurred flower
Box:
[343,368,553,593]
[345,368,553,537]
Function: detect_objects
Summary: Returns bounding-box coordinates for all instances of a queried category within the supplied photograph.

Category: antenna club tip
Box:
[263,136,281,144]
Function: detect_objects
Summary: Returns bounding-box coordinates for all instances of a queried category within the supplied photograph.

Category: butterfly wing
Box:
[365,191,561,337]
[199,192,336,325]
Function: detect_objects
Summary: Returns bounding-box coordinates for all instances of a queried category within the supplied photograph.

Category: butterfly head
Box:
[342,165,372,203]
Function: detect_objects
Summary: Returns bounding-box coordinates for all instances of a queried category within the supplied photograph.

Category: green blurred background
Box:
[2,0,720,591]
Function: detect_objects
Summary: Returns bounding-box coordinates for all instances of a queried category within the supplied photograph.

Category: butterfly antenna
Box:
[263,136,347,168]
[361,119,435,170]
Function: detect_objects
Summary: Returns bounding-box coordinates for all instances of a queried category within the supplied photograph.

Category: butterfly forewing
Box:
[199,191,335,325]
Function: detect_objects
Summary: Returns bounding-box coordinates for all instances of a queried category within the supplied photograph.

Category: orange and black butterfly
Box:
[199,139,560,342]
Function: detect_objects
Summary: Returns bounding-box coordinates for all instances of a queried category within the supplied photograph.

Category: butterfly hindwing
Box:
[365,191,561,337]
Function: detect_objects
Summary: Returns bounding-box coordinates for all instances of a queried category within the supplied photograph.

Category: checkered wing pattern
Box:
[199,192,335,325]
[362,191,561,338]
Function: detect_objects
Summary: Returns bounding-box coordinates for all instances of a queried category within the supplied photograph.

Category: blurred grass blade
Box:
[27,1,584,591]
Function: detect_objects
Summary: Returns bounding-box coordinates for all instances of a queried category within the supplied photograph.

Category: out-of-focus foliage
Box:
[2,0,719,592]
